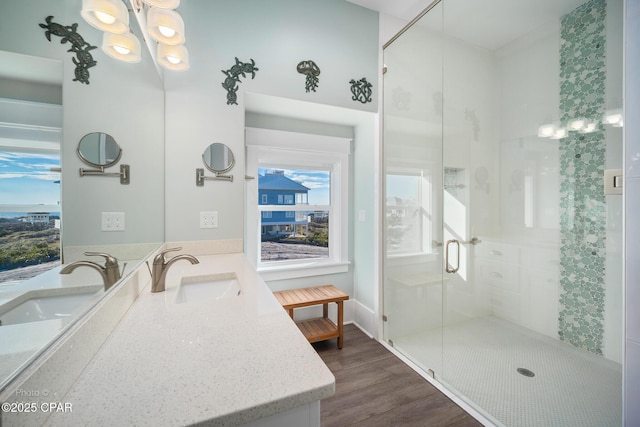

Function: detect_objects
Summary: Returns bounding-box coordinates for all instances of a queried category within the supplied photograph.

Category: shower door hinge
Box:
[382,314,388,322]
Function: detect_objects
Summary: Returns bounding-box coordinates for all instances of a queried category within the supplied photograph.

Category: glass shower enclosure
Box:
[382,0,623,426]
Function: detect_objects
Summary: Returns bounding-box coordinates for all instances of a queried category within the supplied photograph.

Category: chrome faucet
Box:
[60,252,123,291]
[151,247,199,293]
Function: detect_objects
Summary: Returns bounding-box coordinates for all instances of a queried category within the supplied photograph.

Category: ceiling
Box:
[346,0,586,50]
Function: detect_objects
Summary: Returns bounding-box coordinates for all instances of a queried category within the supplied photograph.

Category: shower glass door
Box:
[383,0,623,426]
[382,1,445,376]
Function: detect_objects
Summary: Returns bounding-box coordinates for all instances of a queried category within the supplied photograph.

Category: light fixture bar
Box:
[141,0,180,9]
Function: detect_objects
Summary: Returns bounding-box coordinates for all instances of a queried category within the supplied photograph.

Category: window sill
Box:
[257,260,350,281]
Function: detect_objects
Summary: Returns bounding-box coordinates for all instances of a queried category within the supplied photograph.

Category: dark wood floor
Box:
[313,324,483,427]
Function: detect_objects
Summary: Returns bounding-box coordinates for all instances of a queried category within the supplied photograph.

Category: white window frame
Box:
[245,127,351,281]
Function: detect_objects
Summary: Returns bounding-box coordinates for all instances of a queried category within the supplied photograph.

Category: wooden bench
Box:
[273,285,349,348]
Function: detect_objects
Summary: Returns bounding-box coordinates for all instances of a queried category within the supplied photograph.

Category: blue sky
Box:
[0,151,60,206]
[259,167,330,205]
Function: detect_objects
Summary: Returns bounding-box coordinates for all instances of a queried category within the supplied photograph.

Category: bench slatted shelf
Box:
[273,285,349,348]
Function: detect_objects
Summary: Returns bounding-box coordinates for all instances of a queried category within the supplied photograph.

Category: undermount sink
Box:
[174,272,241,304]
[0,288,99,326]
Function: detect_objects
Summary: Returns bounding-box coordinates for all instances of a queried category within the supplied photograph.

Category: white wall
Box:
[162,0,379,315]
[624,0,640,424]
[0,0,165,251]
[164,0,378,242]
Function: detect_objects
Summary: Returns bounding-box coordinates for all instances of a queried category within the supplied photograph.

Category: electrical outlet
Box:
[200,211,218,229]
[102,212,125,231]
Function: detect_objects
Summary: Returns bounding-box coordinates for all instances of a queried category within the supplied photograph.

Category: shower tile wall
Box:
[558,0,607,355]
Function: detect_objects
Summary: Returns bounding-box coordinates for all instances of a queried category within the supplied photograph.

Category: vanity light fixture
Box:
[537,123,557,138]
[146,7,185,45]
[157,43,189,70]
[102,32,141,63]
[81,0,129,34]
[580,121,598,133]
[603,109,623,127]
[550,128,568,140]
[141,0,180,9]
[567,118,588,131]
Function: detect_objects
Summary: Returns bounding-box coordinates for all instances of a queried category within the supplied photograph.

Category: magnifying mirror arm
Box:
[79,164,130,184]
[196,168,233,185]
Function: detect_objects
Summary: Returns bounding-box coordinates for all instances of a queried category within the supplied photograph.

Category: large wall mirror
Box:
[0,1,165,391]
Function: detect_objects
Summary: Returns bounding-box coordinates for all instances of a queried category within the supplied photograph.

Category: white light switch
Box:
[102,212,125,231]
[200,211,218,228]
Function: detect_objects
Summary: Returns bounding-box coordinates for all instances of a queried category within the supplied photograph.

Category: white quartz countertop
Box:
[45,253,335,426]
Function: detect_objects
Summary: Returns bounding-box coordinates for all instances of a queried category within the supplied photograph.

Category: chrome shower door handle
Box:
[445,239,460,274]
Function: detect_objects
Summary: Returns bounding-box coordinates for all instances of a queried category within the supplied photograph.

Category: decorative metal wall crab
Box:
[221,57,259,105]
[39,16,97,85]
[349,77,373,104]
[297,60,320,92]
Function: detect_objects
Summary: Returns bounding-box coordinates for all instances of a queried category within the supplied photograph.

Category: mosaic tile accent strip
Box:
[558,0,607,355]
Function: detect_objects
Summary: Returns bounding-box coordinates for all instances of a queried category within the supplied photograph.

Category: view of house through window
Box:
[259,167,330,262]
[0,150,61,285]
[386,173,433,256]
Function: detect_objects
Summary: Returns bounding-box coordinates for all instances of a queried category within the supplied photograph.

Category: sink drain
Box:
[517,368,535,377]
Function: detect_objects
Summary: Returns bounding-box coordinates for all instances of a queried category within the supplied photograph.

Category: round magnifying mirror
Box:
[77,132,122,168]
[202,143,234,173]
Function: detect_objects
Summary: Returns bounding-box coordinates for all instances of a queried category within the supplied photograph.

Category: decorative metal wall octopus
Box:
[221,57,259,105]
[349,77,373,104]
[297,60,320,92]
[39,16,97,85]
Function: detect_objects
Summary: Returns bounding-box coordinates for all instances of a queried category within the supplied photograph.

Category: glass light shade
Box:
[537,124,557,138]
[567,118,587,131]
[147,8,185,45]
[580,121,598,133]
[81,0,129,34]
[141,0,180,9]
[550,128,568,140]
[603,109,623,126]
[157,43,189,71]
[102,32,141,63]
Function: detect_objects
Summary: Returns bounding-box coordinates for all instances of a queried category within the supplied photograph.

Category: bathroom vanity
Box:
[39,251,334,426]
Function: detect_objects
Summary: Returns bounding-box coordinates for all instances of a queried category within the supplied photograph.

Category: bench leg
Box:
[287,308,294,319]
[323,303,328,319]
[337,301,344,349]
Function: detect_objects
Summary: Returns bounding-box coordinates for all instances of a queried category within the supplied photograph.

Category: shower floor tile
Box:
[392,316,622,427]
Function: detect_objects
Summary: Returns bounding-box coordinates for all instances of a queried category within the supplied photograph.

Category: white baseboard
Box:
[351,299,376,338]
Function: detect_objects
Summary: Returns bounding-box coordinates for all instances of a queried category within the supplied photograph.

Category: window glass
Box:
[258,168,330,262]
[386,173,433,255]
[0,151,61,285]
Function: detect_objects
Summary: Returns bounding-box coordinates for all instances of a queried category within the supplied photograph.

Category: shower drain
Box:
[517,368,535,377]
